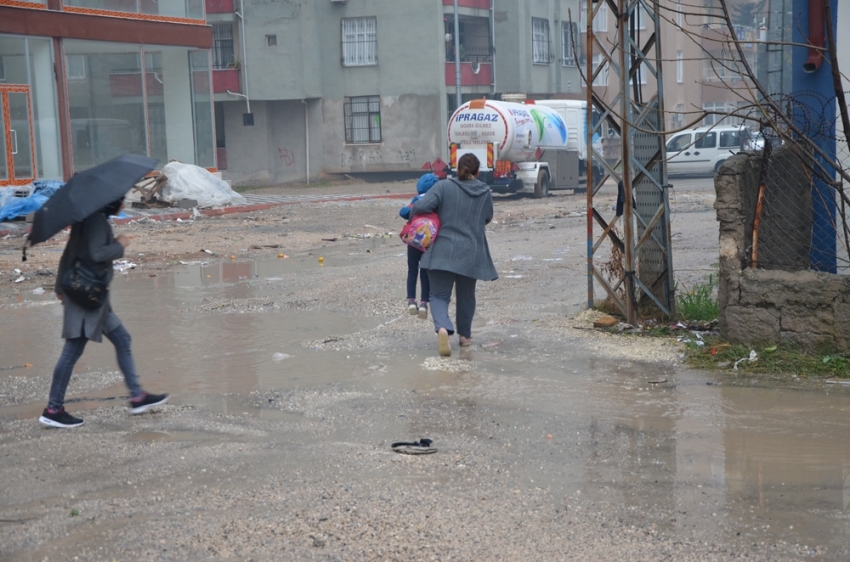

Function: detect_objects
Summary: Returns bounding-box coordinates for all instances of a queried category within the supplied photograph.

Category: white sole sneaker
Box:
[38,415,84,428]
[128,394,169,415]
[408,303,418,315]
[418,306,428,319]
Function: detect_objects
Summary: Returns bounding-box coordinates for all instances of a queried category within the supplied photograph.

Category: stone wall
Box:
[715,149,850,351]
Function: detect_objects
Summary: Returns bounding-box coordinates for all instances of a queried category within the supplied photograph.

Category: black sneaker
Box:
[39,407,84,428]
[128,393,169,415]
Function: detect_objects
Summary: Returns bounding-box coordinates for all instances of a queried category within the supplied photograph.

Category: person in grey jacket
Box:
[410,153,498,357]
[39,198,168,428]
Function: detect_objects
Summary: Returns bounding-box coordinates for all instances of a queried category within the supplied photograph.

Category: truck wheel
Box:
[534,170,550,199]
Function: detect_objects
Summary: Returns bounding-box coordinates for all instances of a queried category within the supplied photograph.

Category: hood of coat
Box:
[448,177,490,197]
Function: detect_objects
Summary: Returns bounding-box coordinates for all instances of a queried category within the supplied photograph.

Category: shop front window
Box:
[64,40,214,172]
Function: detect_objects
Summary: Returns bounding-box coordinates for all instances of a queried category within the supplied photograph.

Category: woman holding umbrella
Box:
[39,197,168,428]
[27,155,168,428]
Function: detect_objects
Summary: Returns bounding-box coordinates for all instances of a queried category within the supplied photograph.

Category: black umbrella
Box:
[24,154,157,260]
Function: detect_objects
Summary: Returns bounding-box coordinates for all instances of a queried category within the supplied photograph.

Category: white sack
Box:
[160,162,246,208]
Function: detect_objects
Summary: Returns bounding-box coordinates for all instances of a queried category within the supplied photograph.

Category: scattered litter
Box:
[14,276,24,283]
[511,255,533,261]
[113,260,136,272]
[201,249,216,255]
[0,363,33,371]
[32,287,45,295]
[733,350,758,370]
[505,275,523,279]
[363,224,381,230]
[272,353,291,362]
[825,379,850,386]
[13,268,21,274]
[648,379,668,384]
[481,341,501,348]
[265,277,283,281]
[178,260,208,266]
[542,258,563,261]
[593,315,619,328]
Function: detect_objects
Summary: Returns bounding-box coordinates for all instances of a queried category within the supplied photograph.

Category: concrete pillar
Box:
[161,48,196,164]
[29,37,61,179]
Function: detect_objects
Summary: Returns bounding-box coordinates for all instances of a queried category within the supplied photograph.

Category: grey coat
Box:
[410,177,498,281]
[54,212,124,342]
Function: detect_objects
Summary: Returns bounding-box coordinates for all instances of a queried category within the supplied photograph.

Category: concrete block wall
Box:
[715,151,850,351]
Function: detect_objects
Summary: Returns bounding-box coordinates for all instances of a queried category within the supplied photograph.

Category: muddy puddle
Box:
[2,255,850,556]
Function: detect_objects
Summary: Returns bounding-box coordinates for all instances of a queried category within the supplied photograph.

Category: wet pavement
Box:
[0,218,850,560]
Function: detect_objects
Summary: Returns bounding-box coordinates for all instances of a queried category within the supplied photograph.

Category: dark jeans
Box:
[48,323,143,410]
[427,269,477,338]
[406,245,430,301]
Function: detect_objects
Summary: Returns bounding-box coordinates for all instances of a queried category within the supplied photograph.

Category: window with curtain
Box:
[344,95,381,143]
[341,17,378,67]
[532,18,550,64]
[562,22,579,67]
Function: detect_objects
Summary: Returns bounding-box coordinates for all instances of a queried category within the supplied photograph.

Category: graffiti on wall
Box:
[340,150,384,167]
[277,147,295,166]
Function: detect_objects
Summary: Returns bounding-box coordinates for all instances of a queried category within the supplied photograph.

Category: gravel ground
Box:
[1,180,836,561]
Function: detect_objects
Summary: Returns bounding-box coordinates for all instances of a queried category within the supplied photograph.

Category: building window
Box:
[703,102,736,126]
[66,54,86,80]
[630,62,647,85]
[532,18,551,64]
[562,22,579,67]
[672,103,685,128]
[212,24,235,69]
[341,17,378,67]
[344,95,381,143]
[266,35,277,47]
[444,16,492,63]
[592,53,608,86]
[581,3,608,33]
[703,57,728,81]
[638,5,647,30]
[676,51,683,83]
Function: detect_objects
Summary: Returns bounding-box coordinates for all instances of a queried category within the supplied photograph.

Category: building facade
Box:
[211,0,585,186]
[0,0,214,187]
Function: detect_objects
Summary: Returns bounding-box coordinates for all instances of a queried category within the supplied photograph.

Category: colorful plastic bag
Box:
[400,212,441,252]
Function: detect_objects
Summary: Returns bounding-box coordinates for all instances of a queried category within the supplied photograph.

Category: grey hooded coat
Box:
[410,177,498,281]
[54,212,125,342]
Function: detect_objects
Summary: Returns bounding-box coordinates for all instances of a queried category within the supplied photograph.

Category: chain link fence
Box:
[740,92,849,275]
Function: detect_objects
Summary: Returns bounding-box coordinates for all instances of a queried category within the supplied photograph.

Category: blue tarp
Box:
[0,180,63,223]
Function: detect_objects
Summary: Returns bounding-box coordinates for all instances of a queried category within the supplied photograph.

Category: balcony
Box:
[213,68,240,94]
[444,62,492,87]
[205,0,233,14]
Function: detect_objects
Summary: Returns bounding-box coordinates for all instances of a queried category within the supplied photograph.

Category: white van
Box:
[665,125,751,175]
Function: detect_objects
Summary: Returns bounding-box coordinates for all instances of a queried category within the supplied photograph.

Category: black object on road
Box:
[391,438,437,455]
[24,153,157,259]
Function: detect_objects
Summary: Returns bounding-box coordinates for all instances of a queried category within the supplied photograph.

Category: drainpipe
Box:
[233,0,251,112]
[302,99,310,185]
[454,0,461,108]
[803,0,824,73]
[490,0,496,95]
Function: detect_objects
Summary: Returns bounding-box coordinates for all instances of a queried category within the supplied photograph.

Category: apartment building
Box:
[209,0,585,186]
[580,0,767,148]
[0,0,215,187]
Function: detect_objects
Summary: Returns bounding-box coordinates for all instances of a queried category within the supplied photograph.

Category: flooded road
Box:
[1,198,848,559]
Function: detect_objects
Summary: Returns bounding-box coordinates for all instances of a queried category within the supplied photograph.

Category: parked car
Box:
[665,125,751,175]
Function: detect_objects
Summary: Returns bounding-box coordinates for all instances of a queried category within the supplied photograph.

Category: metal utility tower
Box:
[585,0,675,324]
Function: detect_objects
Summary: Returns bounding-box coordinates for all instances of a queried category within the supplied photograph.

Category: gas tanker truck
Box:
[445,97,603,198]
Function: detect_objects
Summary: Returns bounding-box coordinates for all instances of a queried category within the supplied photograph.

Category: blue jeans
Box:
[406,245,430,301]
[48,323,143,410]
[427,269,477,338]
